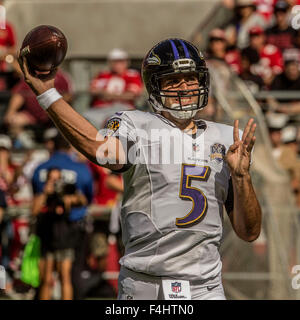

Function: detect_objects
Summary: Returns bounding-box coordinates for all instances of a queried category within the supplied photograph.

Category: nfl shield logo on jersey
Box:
[210,143,226,163]
[192,143,201,152]
[171,282,182,293]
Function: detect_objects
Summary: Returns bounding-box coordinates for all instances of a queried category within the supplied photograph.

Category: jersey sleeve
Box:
[103,112,137,142]
[103,112,138,172]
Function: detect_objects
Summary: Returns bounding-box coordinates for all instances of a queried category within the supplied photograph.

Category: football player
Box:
[19,38,261,300]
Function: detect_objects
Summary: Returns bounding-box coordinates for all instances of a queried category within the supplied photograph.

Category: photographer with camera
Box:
[31,135,93,300]
[33,168,87,300]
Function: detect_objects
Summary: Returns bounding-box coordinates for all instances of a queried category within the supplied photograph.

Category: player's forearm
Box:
[231,174,262,242]
[47,99,124,170]
[47,99,101,163]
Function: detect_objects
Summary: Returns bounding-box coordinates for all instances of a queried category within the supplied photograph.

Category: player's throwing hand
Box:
[18,55,56,96]
[225,119,256,177]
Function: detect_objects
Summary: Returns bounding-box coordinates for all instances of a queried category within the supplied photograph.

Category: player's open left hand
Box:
[225,119,256,177]
[18,54,57,96]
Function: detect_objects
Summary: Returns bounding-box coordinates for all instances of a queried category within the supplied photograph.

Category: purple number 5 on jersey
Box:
[176,164,211,227]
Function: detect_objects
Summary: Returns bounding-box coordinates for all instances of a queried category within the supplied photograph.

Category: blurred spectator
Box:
[239,49,264,91]
[21,128,59,183]
[32,134,93,300]
[265,1,297,54]
[225,0,266,49]
[223,0,236,9]
[0,134,13,197]
[3,70,72,148]
[72,232,116,299]
[281,125,300,206]
[279,0,300,25]
[88,162,124,288]
[267,115,300,205]
[266,112,288,152]
[90,48,142,109]
[265,113,297,173]
[0,134,29,208]
[265,112,300,202]
[283,29,300,63]
[270,59,300,101]
[89,163,123,208]
[206,28,242,74]
[42,128,59,156]
[242,26,284,85]
[84,48,143,128]
[282,125,300,154]
[269,59,300,115]
[0,0,16,73]
[0,188,6,263]
[255,0,277,22]
[0,134,11,266]
[0,134,33,295]
[275,100,300,114]
[0,0,19,126]
[32,168,87,300]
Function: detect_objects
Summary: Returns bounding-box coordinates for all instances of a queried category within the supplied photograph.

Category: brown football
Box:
[20,25,67,77]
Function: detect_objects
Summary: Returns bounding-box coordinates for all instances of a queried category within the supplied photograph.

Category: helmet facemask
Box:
[148,59,209,120]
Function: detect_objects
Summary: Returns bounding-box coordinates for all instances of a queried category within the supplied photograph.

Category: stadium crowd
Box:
[0,0,299,300]
[207,0,300,206]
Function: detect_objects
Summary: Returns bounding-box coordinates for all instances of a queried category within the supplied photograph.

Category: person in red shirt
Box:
[84,49,143,129]
[254,0,277,22]
[242,26,284,86]
[88,162,123,208]
[5,70,72,126]
[206,28,242,74]
[0,1,17,73]
[265,1,297,54]
[90,48,143,109]
[0,22,16,71]
[4,70,73,147]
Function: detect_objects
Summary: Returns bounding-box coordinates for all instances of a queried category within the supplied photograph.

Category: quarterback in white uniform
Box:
[19,38,261,300]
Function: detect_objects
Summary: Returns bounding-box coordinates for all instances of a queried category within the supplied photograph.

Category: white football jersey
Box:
[104,110,241,281]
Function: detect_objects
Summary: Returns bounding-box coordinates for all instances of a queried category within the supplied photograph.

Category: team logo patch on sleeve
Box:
[104,117,121,136]
[210,143,226,163]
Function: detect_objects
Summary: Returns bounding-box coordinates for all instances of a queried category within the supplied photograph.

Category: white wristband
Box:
[37,88,62,110]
